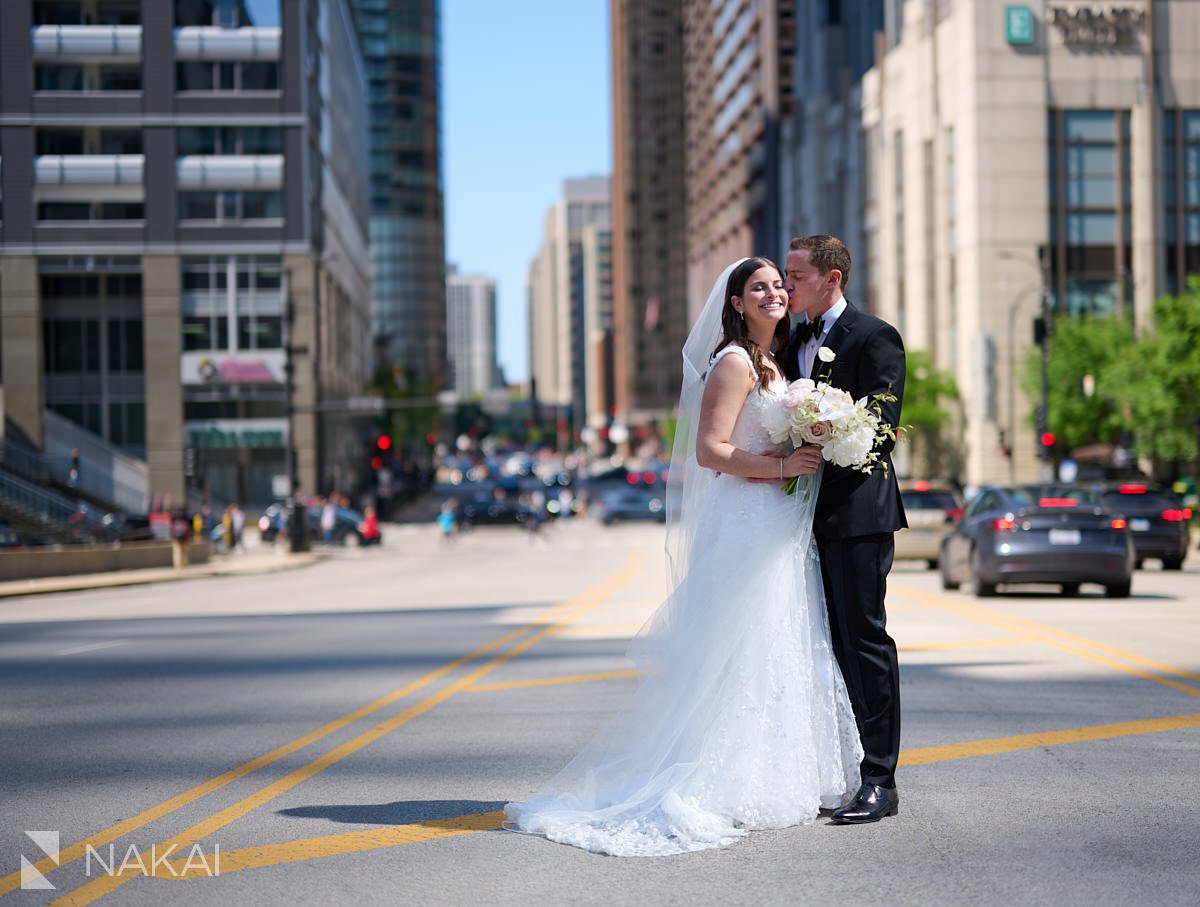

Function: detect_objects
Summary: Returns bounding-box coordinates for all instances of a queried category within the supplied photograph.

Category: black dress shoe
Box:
[829,783,899,824]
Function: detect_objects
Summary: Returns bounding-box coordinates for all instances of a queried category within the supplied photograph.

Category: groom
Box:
[781,235,907,824]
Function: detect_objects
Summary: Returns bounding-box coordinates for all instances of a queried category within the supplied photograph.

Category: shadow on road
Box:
[276,799,506,826]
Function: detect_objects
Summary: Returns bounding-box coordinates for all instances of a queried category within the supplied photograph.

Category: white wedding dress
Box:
[504,345,863,856]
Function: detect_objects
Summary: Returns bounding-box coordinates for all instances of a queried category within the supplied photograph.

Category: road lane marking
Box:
[900,711,1200,765]
[50,548,646,905]
[54,640,128,656]
[554,623,645,638]
[897,637,1024,653]
[154,711,1200,879]
[0,555,631,899]
[162,811,509,879]
[467,669,643,693]
[891,582,1200,699]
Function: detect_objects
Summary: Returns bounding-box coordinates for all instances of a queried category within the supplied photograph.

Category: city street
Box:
[1,518,1198,905]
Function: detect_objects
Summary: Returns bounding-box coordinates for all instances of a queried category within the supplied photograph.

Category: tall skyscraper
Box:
[351,0,446,393]
[527,177,611,444]
[0,0,372,507]
[610,0,689,437]
[681,0,793,318]
[445,265,499,399]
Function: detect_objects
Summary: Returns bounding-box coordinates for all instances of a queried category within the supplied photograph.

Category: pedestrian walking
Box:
[436,502,457,546]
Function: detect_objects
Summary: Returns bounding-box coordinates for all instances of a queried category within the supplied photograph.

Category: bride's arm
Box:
[695,356,821,479]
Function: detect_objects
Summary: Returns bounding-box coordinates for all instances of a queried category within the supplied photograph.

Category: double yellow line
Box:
[1,548,644,904]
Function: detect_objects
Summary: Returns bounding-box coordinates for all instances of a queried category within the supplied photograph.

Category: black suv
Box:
[1088,482,1190,570]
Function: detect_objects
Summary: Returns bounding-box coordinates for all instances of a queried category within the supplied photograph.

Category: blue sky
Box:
[443,1,611,384]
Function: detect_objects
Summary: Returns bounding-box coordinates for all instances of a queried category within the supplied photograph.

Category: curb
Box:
[0,550,327,600]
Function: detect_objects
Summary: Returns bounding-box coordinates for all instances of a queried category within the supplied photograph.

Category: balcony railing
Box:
[174,27,281,61]
[35,155,144,185]
[176,155,284,190]
[30,25,142,61]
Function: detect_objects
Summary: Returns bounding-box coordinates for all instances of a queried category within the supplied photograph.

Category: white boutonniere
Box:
[817,346,835,363]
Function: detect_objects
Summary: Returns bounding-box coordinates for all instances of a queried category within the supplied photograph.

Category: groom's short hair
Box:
[789,235,851,290]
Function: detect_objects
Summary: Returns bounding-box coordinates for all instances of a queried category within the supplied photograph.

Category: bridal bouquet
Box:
[763,349,898,496]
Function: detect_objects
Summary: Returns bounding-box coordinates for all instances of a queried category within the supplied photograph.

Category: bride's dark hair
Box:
[712,256,791,391]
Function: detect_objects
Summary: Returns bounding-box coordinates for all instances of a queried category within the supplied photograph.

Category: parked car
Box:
[896,480,963,568]
[939,485,1135,597]
[257,503,370,545]
[100,511,153,541]
[1086,482,1190,570]
[459,498,535,527]
[594,488,666,525]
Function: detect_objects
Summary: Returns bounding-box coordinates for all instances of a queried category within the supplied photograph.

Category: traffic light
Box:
[1039,431,1056,459]
[376,434,392,452]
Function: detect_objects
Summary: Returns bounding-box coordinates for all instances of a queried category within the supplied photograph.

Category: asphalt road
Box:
[1,517,1198,905]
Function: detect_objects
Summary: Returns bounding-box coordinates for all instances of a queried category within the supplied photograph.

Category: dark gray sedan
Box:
[939,485,1135,598]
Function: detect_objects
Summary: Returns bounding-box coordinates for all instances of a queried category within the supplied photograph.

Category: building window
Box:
[173,0,280,27]
[1049,110,1131,317]
[34,1,140,25]
[1163,110,1200,296]
[37,200,144,222]
[176,60,278,92]
[176,126,281,155]
[181,256,284,354]
[36,127,142,155]
[35,64,141,92]
[178,190,281,222]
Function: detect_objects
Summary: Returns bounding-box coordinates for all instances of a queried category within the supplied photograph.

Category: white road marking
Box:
[54,639,128,656]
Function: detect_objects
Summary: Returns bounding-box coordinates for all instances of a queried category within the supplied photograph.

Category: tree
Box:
[1020,314,1133,451]
[1105,277,1200,464]
[901,350,961,478]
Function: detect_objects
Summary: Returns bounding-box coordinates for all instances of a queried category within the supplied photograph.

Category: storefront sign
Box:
[181,351,286,385]
[1005,5,1035,45]
[185,418,288,449]
[1047,4,1144,47]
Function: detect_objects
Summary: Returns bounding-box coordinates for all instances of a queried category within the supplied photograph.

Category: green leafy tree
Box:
[901,349,961,478]
[1020,314,1133,450]
[1104,277,1200,463]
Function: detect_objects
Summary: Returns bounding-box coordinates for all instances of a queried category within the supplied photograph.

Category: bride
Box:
[504,258,863,856]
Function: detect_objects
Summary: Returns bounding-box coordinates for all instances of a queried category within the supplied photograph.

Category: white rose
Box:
[762,404,792,445]
[817,346,835,363]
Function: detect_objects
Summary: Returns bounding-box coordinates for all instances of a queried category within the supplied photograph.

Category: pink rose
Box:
[799,420,833,445]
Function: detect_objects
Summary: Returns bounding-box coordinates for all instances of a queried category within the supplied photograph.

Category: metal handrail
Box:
[0,468,104,528]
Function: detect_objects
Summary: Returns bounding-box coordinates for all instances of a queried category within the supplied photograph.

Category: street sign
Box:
[1006,5,1035,45]
[346,395,385,413]
[272,474,291,498]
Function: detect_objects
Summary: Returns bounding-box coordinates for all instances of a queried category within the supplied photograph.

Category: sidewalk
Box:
[0,545,325,599]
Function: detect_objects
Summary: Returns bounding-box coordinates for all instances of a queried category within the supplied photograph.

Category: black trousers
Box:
[817,532,900,788]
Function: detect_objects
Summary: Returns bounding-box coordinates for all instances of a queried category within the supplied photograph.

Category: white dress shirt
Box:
[799,295,847,378]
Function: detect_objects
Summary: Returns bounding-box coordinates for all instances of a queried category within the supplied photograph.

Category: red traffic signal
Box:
[1040,432,1056,447]
[376,434,392,451]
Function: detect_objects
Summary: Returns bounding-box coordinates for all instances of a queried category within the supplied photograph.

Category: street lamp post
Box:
[282,265,310,553]
[1000,251,1054,482]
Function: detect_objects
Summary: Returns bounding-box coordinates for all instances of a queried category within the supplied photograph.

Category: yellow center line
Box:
[899,711,1200,766]
[51,548,645,906]
[2,563,620,899]
[891,582,1200,700]
[897,637,1025,653]
[158,710,1200,880]
[467,668,643,693]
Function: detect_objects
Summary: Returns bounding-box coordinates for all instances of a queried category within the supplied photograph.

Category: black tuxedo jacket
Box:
[781,302,908,540]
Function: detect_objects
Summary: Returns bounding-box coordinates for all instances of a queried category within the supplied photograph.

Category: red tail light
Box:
[1038,497,1078,507]
[913,480,931,491]
[1110,518,1127,530]
[992,516,1017,532]
[642,471,657,484]
[1162,509,1189,522]
[1118,483,1147,494]
[944,507,964,523]
[625,474,638,485]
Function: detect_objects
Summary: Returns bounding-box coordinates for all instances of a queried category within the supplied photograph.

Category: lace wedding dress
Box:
[504,345,863,856]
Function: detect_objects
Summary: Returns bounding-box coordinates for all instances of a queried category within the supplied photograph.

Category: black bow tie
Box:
[795,317,825,344]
